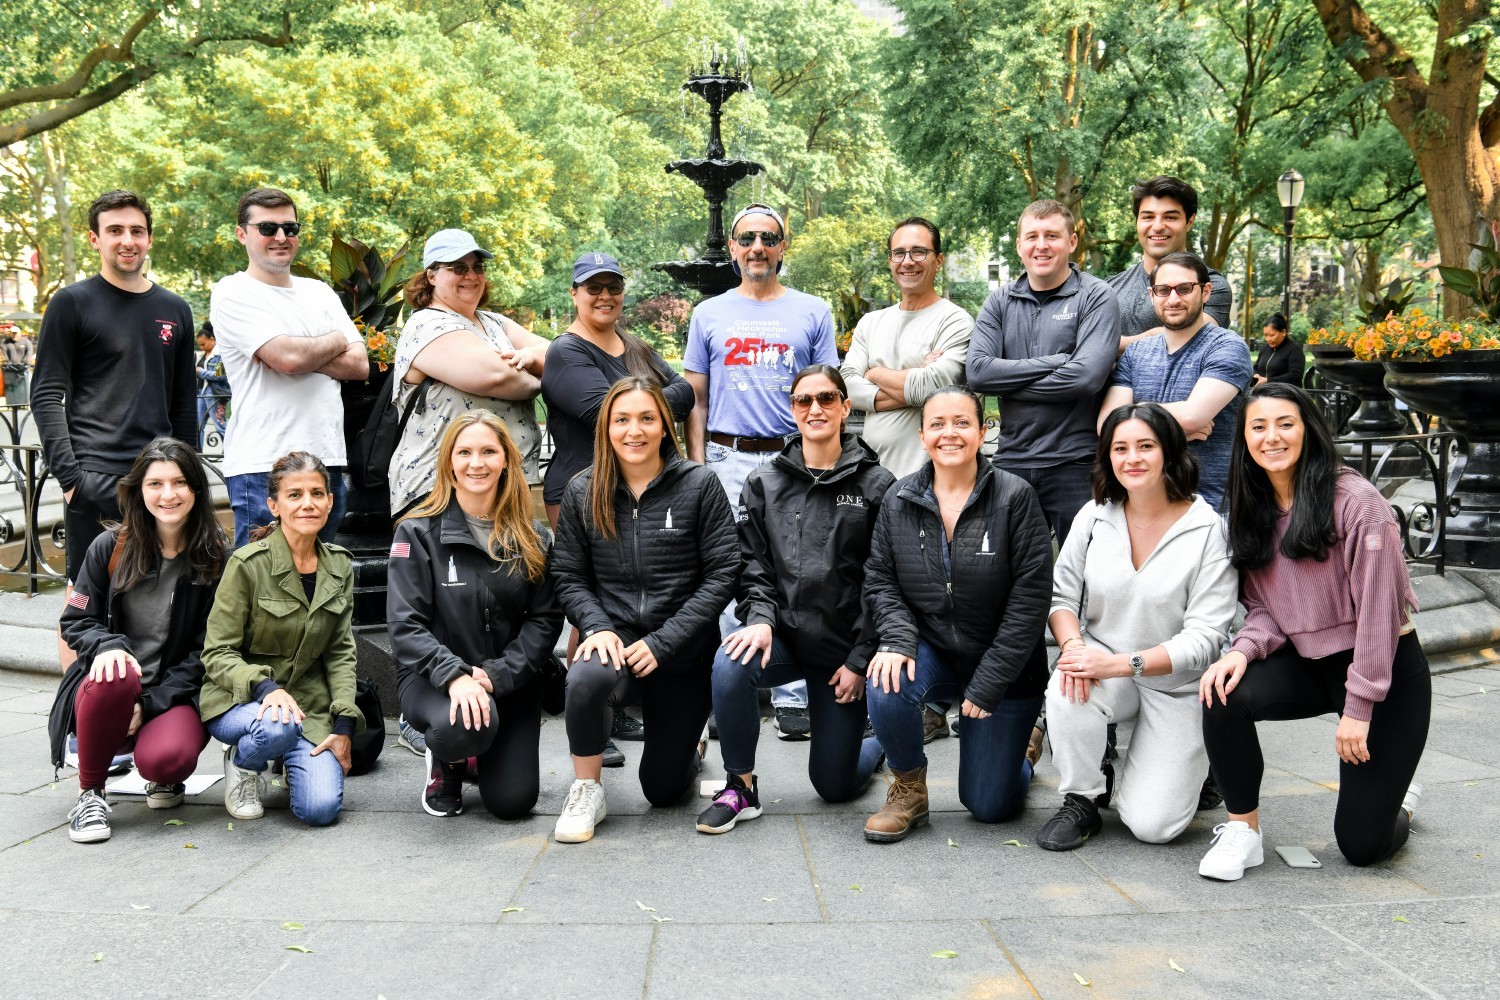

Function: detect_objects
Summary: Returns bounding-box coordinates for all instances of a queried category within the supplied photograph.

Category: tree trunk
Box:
[40,134,77,287]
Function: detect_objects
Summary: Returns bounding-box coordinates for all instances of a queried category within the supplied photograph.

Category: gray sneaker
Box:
[396,715,427,756]
[68,788,111,844]
[223,745,264,820]
[145,782,185,810]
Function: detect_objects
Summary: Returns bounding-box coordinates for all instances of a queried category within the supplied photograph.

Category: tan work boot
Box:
[864,766,929,842]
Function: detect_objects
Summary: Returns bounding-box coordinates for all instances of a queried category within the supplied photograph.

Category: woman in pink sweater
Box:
[1197,383,1429,880]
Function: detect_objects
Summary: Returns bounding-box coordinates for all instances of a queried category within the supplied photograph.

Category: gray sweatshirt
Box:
[1050,496,1238,691]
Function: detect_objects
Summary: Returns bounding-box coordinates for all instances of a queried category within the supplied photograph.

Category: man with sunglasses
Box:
[1097,252,1251,512]
[210,188,369,546]
[684,203,839,741]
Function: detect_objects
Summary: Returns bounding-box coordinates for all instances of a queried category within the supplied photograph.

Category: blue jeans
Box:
[866,640,1043,823]
[712,636,883,803]
[227,467,349,549]
[998,457,1093,545]
[206,702,345,827]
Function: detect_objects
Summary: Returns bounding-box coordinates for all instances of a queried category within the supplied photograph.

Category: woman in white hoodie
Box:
[1036,402,1238,850]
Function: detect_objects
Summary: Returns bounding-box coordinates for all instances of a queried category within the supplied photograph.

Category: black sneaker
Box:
[695,774,762,834]
[951,715,961,739]
[774,706,811,741]
[1197,770,1224,811]
[921,705,950,744]
[611,707,645,741]
[707,714,719,740]
[602,739,625,768]
[421,748,464,817]
[1037,793,1103,851]
[68,787,111,844]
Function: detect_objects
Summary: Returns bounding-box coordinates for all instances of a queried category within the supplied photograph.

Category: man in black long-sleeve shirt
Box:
[32,190,197,590]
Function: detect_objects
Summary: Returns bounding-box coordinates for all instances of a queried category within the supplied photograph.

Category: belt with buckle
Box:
[709,432,784,453]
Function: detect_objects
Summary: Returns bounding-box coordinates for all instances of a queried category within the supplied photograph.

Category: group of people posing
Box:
[41,178,1428,884]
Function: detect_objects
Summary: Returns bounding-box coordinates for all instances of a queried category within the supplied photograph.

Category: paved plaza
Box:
[1,654,1497,999]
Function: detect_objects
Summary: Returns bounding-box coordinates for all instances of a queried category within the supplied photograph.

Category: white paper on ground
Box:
[699,778,726,798]
[107,773,223,796]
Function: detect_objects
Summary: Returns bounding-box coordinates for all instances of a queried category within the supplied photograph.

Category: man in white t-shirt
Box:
[210,188,369,547]
[841,217,973,478]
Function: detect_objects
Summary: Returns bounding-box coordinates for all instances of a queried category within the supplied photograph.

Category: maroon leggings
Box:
[74,673,208,791]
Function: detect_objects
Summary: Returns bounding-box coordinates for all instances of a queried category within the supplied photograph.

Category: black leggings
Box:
[565,655,712,808]
[1202,631,1431,867]
[397,671,542,820]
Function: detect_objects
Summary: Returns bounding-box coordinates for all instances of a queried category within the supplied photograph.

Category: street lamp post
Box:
[1277,169,1306,319]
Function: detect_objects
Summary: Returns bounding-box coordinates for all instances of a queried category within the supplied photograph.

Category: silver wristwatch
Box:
[1129,652,1145,678]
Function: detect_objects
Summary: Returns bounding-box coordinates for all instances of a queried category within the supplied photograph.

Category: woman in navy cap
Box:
[540,251,694,527]
[387,229,553,519]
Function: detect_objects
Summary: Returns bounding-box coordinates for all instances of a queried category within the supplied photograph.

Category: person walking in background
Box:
[1253,313,1304,386]
[1,324,34,405]
[195,323,230,450]
[210,188,368,548]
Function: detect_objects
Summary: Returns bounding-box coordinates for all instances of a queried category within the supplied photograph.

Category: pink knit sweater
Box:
[1230,470,1419,721]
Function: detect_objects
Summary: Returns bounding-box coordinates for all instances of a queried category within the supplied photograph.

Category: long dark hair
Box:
[111,438,225,590]
[1093,402,1197,504]
[569,272,662,384]
[1227,383,1343,570]
[248,452,331,543]
[588,376,682,541]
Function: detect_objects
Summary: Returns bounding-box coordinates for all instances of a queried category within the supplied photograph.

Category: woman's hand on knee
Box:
[574,630,625,670]
[829,665,864,704]
[868,651,915,694]
[1060,672,1092,704]
[448,672,492,731]
[310,733,353,775]
[89,649,141,683]
[1199,652,1248,708]
[722,624,773,669]
[623,639,659,678]
[1335,715,1371,765]
[257,688,305,726]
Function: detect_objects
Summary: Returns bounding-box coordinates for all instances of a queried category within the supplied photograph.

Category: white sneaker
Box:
[223,745,264,820]
[1198,821,1264,881]
[1401,783,1423,821]
[554,778,606,843]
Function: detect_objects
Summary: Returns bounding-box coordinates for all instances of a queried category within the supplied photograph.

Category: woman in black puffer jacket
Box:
[550,376,738,843]
[863,385,1054,842]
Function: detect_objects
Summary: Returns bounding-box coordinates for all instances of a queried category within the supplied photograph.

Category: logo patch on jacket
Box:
[836,494,867,509]
[389,542,410,558]
[67,591,90,610]
[1053,305,1076,322]
[441,554,466,587]
[976,531,995,556]
[660,507,679,531]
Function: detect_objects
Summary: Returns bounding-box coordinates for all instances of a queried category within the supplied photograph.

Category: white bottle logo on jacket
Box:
[448,555,458,584]
[664,508,674,530]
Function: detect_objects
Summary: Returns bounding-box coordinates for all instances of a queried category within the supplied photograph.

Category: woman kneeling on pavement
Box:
[697,365,892,835]
[863,385,1053,841]
[200,451,361,827]
[550,376,738,843]
[1198,383,1429,880]
[1037,403,1237,851]
[52,438,227,843]
[387,410,563,819]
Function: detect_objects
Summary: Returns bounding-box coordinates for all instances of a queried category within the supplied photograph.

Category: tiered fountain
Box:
[654,55,764,298]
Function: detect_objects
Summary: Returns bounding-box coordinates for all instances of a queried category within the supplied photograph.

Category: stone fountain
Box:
[654,56,764,299]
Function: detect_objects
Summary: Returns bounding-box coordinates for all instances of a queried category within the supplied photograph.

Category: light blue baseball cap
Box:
[422,229,494,267]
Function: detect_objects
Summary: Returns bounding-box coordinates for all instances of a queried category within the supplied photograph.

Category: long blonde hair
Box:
[401,410,546,580]
[589,376,683,541]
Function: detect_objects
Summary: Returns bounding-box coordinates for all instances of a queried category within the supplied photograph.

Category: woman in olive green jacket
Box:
[200,452,361,826]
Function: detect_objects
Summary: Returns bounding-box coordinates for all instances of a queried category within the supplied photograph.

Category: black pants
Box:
[565,655,712,808]
[1202,631,1431,867]
[397,670,542,820]
[63,470,122,583]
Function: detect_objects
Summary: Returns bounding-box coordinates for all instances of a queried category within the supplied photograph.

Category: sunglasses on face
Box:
[733,230,783,248]
[1148,281,1204,299]
[580,281,624,296]
[790,390,844,409]
[251,221,300,238]
[435,262,487,276]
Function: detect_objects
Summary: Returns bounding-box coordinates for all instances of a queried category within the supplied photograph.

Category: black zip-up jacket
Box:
[864,461,1053,711]
[737,432,895,675]
[386,503,565,695]
[49,527,223,770]
[552,453,738,669]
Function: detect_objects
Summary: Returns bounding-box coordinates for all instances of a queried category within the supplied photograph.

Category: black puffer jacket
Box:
[737,432,895,674]
[864,460,1053,711]
[552,453,738,670]
[386,503,564,695]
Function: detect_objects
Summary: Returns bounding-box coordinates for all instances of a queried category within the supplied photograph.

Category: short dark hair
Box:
[1155,251,1210,285]
[888,217,942,255]
[88,190,152,235]
[1264,312,1289,333]
[922,383,984,423]
[236,188,298,227]
[1019,199,1075,234]
[1131,176,1199,220]
[1093,402,1198,504]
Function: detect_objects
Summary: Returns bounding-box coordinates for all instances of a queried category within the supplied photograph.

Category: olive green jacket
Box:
[199,528,362,744]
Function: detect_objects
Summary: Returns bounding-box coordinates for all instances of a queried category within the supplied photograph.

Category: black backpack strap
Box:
[396,377,432,433]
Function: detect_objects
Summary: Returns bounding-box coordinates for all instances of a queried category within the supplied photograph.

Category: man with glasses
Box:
[1097,252,1251,511]
[841,217,973,479]
[965,199,1118,546]
[685,203,838,741]
[1108,176,1233,353]
[210,188,369,546]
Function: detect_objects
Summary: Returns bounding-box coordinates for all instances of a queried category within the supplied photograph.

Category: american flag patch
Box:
[389,542,411,558]
[67,591,90,610]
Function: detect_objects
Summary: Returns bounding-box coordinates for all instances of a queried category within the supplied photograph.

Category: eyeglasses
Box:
[581,281,624,296]
[790,390,844,409]
[251,221,300,238]
[733,230,783,248]
[434,262,487,276]
[1148,281,1204,299]
[888,248,934,263]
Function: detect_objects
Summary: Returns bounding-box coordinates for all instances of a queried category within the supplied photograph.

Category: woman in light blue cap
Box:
[388,229,552,518]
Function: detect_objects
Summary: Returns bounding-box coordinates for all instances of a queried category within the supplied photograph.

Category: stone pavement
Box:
[1,664,1498,999]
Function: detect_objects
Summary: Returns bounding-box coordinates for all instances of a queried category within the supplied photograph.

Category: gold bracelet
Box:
[1061,636,1085,651]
